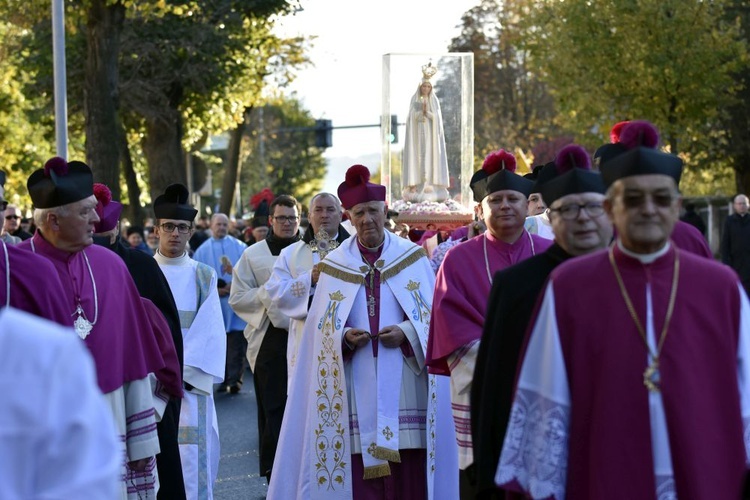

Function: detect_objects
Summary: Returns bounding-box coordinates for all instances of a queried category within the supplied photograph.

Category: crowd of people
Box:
[3,118,750,500]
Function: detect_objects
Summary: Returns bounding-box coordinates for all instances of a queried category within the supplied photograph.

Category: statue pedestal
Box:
[391,199,473,231]
[401,184,450,204]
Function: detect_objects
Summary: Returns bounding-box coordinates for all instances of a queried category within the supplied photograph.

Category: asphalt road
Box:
[213,369,268,500]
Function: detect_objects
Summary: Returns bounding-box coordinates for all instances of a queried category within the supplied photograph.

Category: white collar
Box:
[154,249,191,266]
[616,239,671,264]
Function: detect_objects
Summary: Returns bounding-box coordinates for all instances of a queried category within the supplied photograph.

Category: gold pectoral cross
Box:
[367,294,376,317]
[643,360,661,393]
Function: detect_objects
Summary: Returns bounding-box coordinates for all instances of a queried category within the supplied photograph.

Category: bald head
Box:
[309,192,342,236]
[734,195,749,216]
[210,213,230,238]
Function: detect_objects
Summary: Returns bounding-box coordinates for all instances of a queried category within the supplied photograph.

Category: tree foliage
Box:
[236,95,327,210]
[521,0,747,195]
[448,0,561,165]
[0,0,312,214]
[721,1,750,195]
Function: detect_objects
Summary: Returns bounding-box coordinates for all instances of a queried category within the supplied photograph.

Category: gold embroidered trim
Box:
[373,446,401,463]
[363,463,391,480]
[318,262,364,285]
[313,292,347,489]
[380,248,427,281]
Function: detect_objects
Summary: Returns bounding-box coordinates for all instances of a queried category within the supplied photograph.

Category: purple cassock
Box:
[19,233,167,394]
[0,241,70,325]
[671,219,713,259]
[427,230,553,374]
[497,243,750,499]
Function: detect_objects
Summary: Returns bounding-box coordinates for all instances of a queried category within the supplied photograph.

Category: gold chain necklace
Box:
[608,246,680,393]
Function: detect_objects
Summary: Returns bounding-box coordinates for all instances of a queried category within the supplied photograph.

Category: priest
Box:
[263,191,350,393]
[471,145,612,498]
[21,157,166,499]
[92,182,186,500]
[426,149,552,498]
[268,165,457,500]
[496,137,750,499]
[229,194,302,482]
[152,184,226,499]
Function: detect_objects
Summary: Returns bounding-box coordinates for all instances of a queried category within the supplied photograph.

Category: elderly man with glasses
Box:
[229,194,301,483]
[153,184,226,500]
[0,198,20,245]
[471,144,612,498]
[4,204,32,241]
[496,122,750,499]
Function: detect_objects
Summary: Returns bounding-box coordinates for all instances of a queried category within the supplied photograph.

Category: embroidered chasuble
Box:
[154,250,226,500]
[268,231,459,500]
[497,244,750,500]
[427,230,552,470]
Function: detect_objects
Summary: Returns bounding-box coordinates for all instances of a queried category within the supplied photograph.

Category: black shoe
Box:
[216,384,228,394]
[229,384,241,394]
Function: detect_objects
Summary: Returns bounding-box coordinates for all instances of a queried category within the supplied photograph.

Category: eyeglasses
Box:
[622,192,676,209]
[273,216,299,224]
[4,215,19,220]
[159,222,192,234]
[549,202,605,220]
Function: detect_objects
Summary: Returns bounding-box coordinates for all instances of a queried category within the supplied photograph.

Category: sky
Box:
[272,0,479,195]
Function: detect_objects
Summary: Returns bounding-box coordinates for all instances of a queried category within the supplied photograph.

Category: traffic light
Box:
[390,114,398,144]
[315,119,332,148]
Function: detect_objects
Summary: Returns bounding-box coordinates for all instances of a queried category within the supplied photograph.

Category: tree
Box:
[118,1,306,201]
[0,0,306,215]
[236,96,327,211]
[0,19,58,204]
[448,0,561,163]
[522,0,747,195]
[722,1,750,195]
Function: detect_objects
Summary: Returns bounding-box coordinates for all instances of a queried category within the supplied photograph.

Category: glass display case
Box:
[380,53,474,229]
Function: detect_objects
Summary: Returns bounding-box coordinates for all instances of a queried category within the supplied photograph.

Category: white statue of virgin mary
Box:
[401,62,450,203]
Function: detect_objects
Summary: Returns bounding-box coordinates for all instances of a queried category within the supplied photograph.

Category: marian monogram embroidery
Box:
[407,280,431,324]
[314,290,347,489]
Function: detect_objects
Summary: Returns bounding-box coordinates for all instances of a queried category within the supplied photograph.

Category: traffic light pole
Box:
[274,115,400,148]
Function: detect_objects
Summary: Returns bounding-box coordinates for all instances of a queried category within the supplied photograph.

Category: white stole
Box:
[349,276,404,477]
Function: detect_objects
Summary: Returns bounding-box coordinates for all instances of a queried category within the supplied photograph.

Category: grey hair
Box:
[309,192,342,210]
[34,205,70,229]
